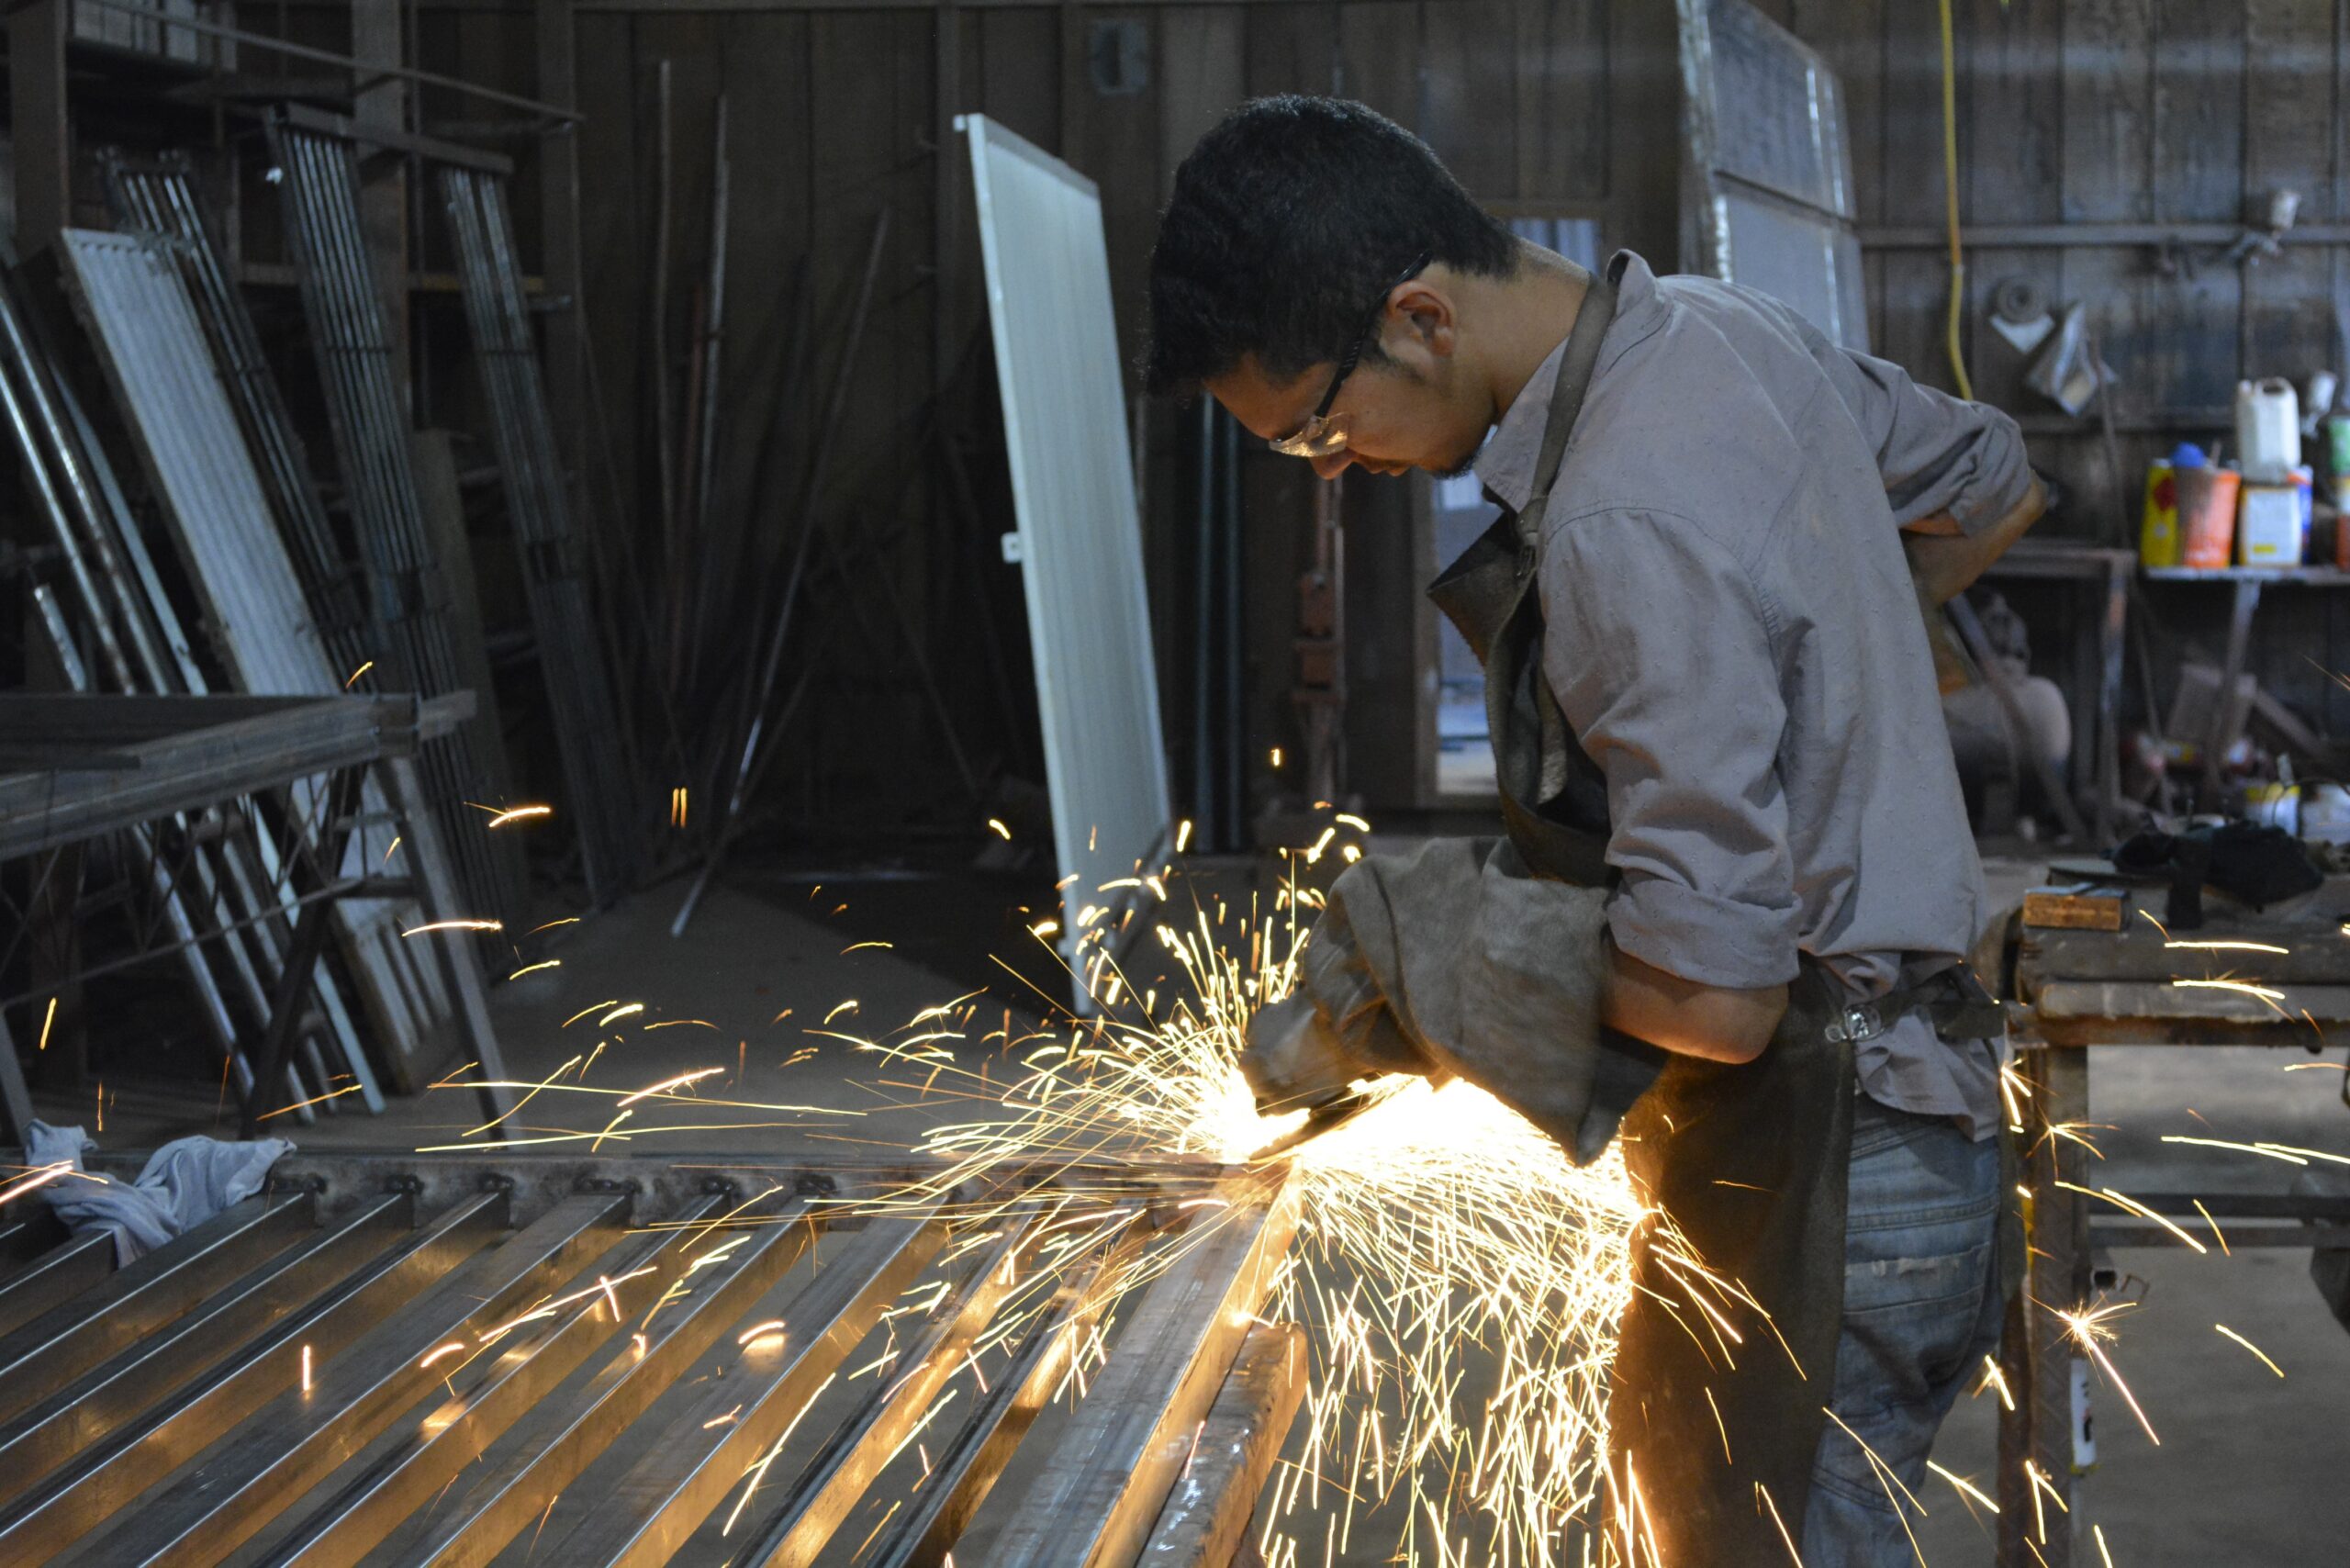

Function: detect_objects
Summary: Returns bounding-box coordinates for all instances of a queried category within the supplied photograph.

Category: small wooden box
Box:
[2020,887,2127,931]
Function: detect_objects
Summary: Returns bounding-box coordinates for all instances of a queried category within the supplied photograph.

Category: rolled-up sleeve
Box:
[1819,345,2033,534]
[1541,510,1803,989]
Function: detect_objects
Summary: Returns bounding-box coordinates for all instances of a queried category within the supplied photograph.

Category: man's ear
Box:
[1386,279,1456,362]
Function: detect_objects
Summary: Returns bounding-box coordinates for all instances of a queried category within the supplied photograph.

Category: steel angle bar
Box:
[0,1193,314,1428]
[739,1208,1043,1566]
[1135,1322,1307,1566]
[64,1192,627,1566]
[0,1230,113,1340]
[984,1181,1299,1568]
[0,1193,409,1513]
[386,1199,822,1567]
[534,1200,952,1568]
[864,1226,1146,1568]
[257,1193,733,1568]
[0,1190,499,1563]
[437,165,636,905]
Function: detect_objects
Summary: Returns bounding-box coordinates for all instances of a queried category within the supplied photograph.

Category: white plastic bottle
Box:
[2235,377,2302,483]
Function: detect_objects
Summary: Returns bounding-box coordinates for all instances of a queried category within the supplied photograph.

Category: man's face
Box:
[1203,285,1493,481]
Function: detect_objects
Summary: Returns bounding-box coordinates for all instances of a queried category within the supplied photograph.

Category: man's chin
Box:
[1429,442,1486,480]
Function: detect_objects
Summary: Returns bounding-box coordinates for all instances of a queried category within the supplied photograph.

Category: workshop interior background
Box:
[5,1,2350,1566]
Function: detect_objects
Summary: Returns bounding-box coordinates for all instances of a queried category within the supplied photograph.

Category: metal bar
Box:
[69,0,579,120]
[263,1193,729,1566]
[245,766,364,1133]
[985,1183,1297,1567]
[79,1193,626,1565]
[0,696,420,863]
[0,1190,499,1562]
[437,164,637,903]
[394,1201,822,1566]
[0,1194,408,1512]
[742,1211,1040,1566]
[0,1008,32,1149]
[542,1202,951,1568]
[1134,1322,1307,1565]
[0,1194,314,1428]
[1861,220,2350,249]
[0,1230,113,1340]
[867,1227,1143,1568]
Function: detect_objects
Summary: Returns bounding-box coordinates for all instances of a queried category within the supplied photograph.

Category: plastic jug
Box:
[2235,377,2301,482]
[2140,443,2201,566]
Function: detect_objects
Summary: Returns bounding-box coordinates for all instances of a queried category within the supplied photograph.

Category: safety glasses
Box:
[1267,252,1433,458]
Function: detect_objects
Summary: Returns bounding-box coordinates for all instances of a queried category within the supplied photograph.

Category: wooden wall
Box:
[513,0,1669,825]
[1792,0,2350,740]
[389,2,2350,813]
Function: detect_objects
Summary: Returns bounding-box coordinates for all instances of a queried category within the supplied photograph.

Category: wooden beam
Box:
[8,0,70,257]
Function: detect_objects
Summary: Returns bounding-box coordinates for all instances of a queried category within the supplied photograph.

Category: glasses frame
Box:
[1267,251,1436,458]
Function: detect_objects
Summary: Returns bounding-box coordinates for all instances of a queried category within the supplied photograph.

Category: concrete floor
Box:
[35,854,2350,1565]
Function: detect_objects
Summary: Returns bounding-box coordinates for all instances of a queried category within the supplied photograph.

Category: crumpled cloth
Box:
[24,1122,292,1264]
[1299,836,1663,1166]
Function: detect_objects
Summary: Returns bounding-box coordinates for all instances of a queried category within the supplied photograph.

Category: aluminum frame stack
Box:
[261,109,514,924]
[48,227,491,1096]
[0,252,371,1117]
[102,153,373,679]
[0,1150,1304,1567]
[440,165,639,906]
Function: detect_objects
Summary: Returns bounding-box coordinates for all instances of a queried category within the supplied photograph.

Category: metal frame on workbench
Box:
[0,1148,1304,1567]
[1995,900,2350,1568]
[0,694,515,1146]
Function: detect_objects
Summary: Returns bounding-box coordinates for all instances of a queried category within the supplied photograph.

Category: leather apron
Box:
[1427,257,1854,1562]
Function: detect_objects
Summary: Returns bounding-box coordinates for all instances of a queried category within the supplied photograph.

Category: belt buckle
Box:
[1827,1002,1884,1046]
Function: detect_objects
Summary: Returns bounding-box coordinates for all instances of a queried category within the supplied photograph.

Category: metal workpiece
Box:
[0,1159,1306,1566]
[984,1181,1298,1567]
[439,164,640,906]
[1136,1321,1309,1566]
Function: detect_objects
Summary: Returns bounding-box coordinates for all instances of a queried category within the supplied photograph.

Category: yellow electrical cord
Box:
[1939,0,1974,400]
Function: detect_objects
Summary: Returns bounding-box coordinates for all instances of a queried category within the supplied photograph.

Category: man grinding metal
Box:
[1144,98,2045,1564]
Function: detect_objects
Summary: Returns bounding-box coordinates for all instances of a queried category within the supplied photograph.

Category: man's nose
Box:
[1309,450,1354,481]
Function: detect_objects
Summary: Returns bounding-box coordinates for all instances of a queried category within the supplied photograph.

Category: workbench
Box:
[1995,879,2350,1567]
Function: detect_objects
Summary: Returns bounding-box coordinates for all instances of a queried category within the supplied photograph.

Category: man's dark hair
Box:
[1144,95,1516,397]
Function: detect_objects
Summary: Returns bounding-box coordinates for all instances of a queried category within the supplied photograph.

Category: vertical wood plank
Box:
[1336,1,1421,130]
[2060,0,2155,526]
[1875,0,1958,390]
[1419,0,1516,200]
[2242,0,2338,383]
[1514,0,1607,206]
[574,10,643,560]
[1964,0,2064,417]
[1159,4,1246,182]
[1604,0,1676,264]
[979,6,1063,152]
[2149,0,2247,411]
[1793,0,1885,342]
[1245,1,1338,97]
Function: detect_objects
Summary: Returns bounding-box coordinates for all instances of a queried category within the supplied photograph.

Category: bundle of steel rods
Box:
[440,165,641,907]
[262,111,514,925]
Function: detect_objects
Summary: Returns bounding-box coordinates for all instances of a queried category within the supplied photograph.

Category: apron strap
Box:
[1514,260,1619,552]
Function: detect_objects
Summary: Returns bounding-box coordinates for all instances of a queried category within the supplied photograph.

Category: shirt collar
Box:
[1471,250,1656,514]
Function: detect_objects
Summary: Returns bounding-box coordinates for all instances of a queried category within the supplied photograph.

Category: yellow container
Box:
[2141,459,2181,566]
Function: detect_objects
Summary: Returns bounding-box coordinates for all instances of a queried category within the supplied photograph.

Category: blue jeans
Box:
[1800,1092,2004,1566]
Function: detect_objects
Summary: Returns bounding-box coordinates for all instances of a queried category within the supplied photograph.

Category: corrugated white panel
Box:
[962,116,1172,1002]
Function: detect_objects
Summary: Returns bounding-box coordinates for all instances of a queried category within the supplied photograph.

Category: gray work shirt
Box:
[1475,252,2033,1140]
